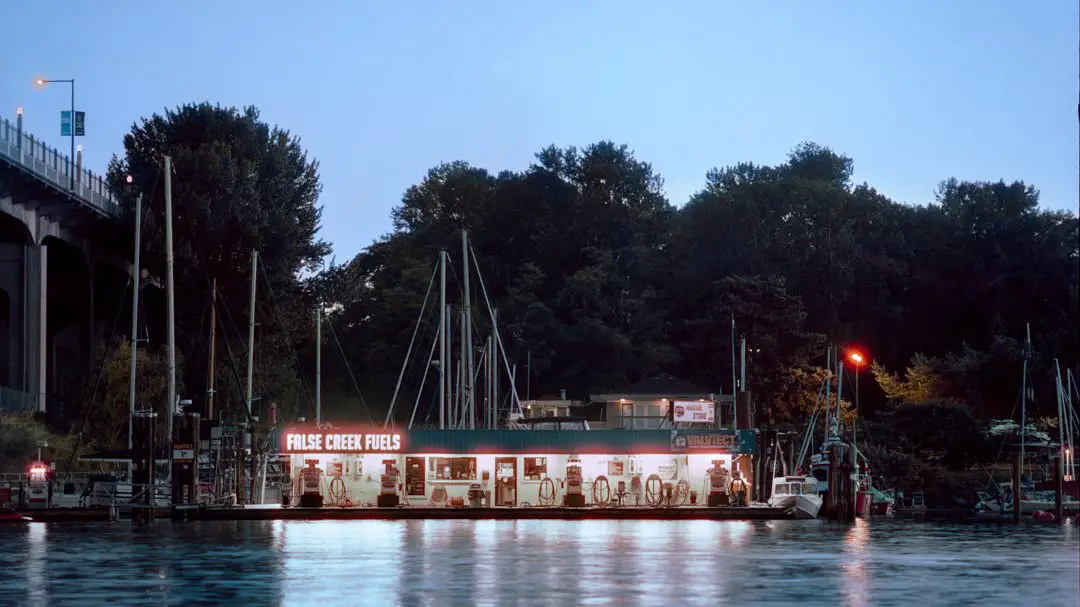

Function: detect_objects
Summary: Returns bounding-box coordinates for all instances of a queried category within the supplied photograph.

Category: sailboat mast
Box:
[127,193,142,452]
[1020,322,1031,476]
[492,310,499,429]
[462,230,475,430]
[245,250,258,417]
[315,305,322,425]
[207,279,217,421]
[438,250,447,430]
[164,156,177,451]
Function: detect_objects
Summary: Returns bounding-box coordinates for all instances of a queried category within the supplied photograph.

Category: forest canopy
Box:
[65,104,1077,447]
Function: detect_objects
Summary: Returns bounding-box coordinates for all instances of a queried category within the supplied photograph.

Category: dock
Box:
[15,506,793,523]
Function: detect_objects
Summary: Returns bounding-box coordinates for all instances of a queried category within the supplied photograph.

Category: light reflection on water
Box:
[0,519,1076,606]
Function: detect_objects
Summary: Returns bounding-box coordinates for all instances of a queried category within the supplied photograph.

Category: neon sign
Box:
[282,429,403,454]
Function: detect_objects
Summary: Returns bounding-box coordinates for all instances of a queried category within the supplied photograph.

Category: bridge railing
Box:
[0,112,121,217]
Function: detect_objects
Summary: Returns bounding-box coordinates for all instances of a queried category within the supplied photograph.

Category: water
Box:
[0,518,1076,606]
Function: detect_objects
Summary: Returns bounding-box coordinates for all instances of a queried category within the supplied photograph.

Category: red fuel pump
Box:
[564,456,585,507]
[299,460,323,508]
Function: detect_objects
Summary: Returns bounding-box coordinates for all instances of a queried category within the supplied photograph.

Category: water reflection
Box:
[841,518,870,607]
[0,519,1076,606]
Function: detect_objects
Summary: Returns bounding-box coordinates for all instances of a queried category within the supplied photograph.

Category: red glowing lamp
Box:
[848,351,865,367]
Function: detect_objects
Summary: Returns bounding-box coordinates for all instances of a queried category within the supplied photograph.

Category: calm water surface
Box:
[0,518,1076,606]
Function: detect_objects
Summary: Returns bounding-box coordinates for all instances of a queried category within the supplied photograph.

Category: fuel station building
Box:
[277,426,757,509]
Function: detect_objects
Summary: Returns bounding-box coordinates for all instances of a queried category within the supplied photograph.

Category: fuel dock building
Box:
[275,374,761,509]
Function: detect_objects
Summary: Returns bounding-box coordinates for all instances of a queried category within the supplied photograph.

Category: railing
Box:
[607,415,674,430]
[0,385,36,413]
[0,112,120,217]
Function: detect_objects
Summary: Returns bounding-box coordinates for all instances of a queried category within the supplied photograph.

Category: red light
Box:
[848,351,865,366]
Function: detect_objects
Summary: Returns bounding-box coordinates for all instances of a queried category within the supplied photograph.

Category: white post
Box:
[438,250,447,429]
[462,230,474,429]
[128,194,142,451]
[245,250,258,417]
[164,156,176,452]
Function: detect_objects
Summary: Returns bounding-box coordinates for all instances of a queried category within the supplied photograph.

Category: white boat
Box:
[768,475,822,519]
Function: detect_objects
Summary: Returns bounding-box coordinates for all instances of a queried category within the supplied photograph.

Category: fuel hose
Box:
[538,477,557,506]
[592,475,612,507]
[644,474,664,507]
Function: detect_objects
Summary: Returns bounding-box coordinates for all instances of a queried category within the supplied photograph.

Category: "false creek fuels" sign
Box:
[282,429,403,454]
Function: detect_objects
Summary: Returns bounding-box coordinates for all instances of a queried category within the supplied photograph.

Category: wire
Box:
[325,314,373,424]
[258,260,318,419]
[644,474,664,507]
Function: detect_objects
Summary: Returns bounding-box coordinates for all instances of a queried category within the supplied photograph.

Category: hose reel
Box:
[644,474,664,507]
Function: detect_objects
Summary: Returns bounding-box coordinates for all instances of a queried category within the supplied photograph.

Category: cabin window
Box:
[812,469,828,482]
[524,457,547,480]
[430,457,476,481]
[775,483,789,495]
[802,483,817,494]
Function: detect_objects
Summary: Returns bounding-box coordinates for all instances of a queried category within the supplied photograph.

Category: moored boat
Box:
[768,475,822,519]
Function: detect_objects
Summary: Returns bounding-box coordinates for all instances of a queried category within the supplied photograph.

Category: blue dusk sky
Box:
[2,1,1076,261]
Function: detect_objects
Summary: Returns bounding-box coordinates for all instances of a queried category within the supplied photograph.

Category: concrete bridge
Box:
[0,109,133,419]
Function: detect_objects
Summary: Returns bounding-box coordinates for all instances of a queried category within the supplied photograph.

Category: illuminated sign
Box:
[670,430,755,454]
[281,429,403,454]
[672,400,715,423]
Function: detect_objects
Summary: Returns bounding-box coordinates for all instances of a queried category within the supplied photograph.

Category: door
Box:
[495,457,516,507]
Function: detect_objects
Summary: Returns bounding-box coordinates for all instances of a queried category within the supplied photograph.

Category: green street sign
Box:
[60,110,85,136]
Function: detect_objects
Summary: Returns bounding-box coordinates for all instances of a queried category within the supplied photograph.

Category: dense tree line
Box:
[45,102,1077,454]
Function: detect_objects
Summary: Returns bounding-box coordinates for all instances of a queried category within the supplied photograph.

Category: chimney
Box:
[560,389,566,401]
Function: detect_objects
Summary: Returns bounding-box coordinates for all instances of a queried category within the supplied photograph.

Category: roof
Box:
[590,373,725,402]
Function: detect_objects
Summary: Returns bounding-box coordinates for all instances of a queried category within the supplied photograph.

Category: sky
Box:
[2,1,1076,262]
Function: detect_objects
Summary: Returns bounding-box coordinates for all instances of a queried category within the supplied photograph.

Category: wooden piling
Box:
[1012,452,1022,524]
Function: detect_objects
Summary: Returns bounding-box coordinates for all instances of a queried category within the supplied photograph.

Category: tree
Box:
[106,103,329,425]
[71,339,170,451]
[871,354,948,403]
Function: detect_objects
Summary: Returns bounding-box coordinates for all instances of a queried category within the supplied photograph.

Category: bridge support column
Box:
[24,242,46,413]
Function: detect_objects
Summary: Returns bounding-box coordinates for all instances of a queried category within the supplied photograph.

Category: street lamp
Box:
[32,76,76,191]
[847,350,865,414]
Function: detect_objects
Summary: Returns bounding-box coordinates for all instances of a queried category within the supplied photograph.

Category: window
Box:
[430,457,476,481]
[524,457,547,480]
[802,483,817,495]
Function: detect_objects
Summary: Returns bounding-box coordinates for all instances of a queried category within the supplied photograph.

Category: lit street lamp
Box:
[32,76,77,190]
[847,350,866,415]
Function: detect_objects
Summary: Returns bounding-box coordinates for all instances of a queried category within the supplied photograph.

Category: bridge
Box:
[0,110,132,419]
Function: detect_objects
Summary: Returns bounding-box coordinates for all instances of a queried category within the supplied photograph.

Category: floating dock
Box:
[16,505,793,523]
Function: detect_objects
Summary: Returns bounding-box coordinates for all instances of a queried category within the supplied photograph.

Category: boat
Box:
[0,506,32,523]
[767,475,822,519]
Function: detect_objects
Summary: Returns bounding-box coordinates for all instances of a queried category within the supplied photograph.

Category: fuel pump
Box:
[299,460,323,508]
[707,460,731,507]
[564,456,585,507]
[26,461,49,509]
[377,460,400,507]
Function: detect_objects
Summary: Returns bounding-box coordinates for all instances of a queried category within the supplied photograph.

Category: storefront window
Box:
[431,457,476,481]
[524,457,547,480]
[405,457,426,496]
